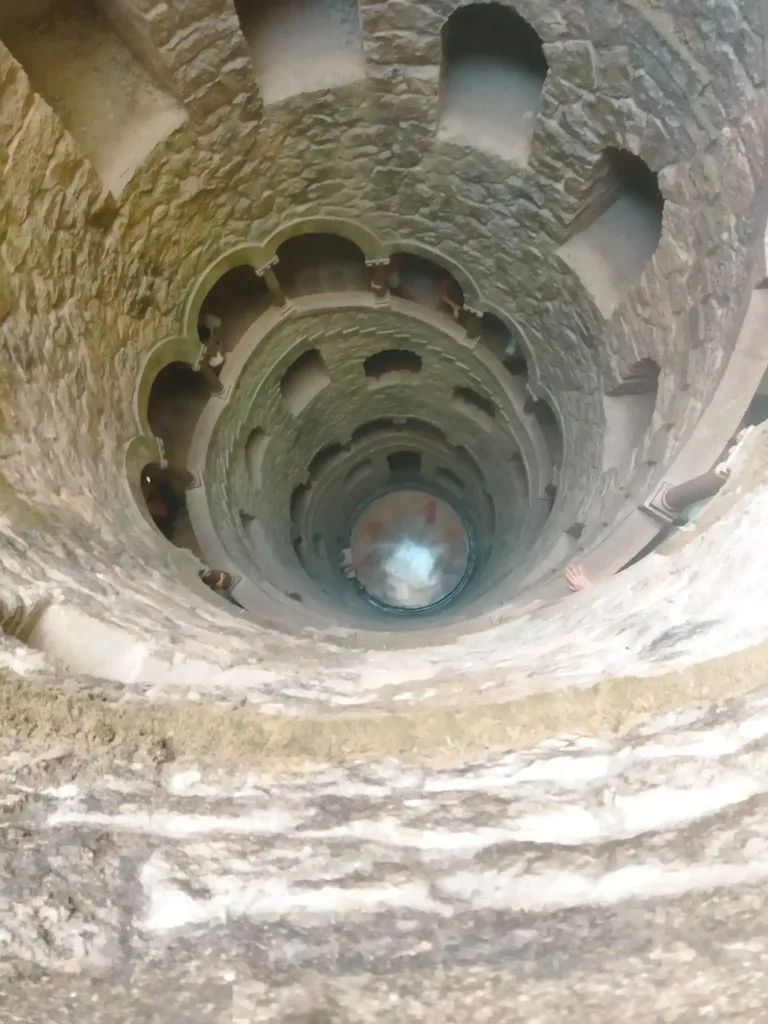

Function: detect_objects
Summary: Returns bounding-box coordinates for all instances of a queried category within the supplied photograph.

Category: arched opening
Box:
[364,349,423,380]
[436,467,465,492]
[610,358,661,397]
[307,442,346,479]
[438,3,548,164]
[345,459,373,487]
[275,233,368,297]
[387,253,464,319]
[503,351,529,376]
[602,359,660,470]
[280,349,331,416]
[351,419,398,444]
[290,482,311,524]
[452,444,483,484]
[198,265,271,355]
[232,0,365,105]
[478,313,529,380]
[147,362,212,471]
[526,395,563,476]
[0,0,186,196]
[453,386,496,428]
[401,420,450,446]
[140,463,200,555]
[478,313,512,361]
[244,427,269,491]
[558,148,665,317]
[292,534,307,564]
[387,450,422,478]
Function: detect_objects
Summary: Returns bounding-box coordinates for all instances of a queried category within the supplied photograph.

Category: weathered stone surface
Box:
[6,685,768,1020]
[0,0,766,1017]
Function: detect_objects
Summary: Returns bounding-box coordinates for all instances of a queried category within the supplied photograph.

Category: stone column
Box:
[366,259,391,300]
[194,350,225,393]
[463,307,483,342]
[261,264,287,308]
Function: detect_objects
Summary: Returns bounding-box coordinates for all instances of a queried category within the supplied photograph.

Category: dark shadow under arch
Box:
[139,462,200,555]
[276,233,368,298]
[198,265,270,353]
[147,361,212,471]
[280,349,331,416]
[364,349,423,379]
[387,252,465,318]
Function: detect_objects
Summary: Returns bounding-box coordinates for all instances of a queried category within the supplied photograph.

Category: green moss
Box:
[3,638,768,775]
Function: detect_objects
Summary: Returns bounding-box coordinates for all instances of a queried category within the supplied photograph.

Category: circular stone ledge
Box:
[182,293,551,623]
[158,284,768,641]
[26,426,768,702]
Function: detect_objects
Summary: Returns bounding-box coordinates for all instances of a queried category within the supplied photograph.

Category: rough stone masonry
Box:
[1,0,768,1020]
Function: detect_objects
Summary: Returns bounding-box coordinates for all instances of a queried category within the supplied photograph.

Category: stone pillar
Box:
[195,310,226,393]
[261,264,287,308]
[195,354,224,394]
[366,259,391,300]
[463,308,483,342]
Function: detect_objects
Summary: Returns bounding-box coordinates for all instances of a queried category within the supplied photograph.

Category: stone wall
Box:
[0,0,763,664]
[201,300,551,620]
[1,2,768,1008]
[0,0,761,767]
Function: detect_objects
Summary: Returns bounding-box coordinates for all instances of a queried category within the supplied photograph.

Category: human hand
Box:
[564,564,591,592]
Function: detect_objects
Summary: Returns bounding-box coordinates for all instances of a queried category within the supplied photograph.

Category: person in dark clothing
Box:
[142,467,184,541]
[199,569,243,608]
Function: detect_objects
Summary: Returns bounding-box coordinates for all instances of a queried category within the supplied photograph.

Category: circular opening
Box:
[347,489,472,612]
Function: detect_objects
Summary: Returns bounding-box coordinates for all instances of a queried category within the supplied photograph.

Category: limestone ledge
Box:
[4,672,768,1019]
[0,428,764,710]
